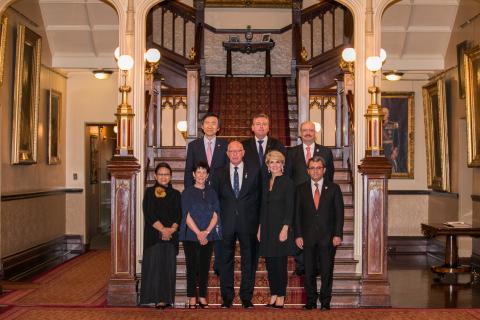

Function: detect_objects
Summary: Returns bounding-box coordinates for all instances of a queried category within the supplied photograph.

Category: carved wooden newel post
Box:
[107,68,140,306]
[358,80,392,307]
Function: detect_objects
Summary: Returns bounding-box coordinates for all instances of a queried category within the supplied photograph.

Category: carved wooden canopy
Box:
[206,0,292,8]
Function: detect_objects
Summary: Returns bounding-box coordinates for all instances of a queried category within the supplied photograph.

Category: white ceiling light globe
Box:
[366,56,382,72]
[342,48,356,62]
[176,120,188,132]
[312,121,321,133]
[144,48,161,63]
[114,47,120,60]
[118,55,134,71]
[380,48,387,63]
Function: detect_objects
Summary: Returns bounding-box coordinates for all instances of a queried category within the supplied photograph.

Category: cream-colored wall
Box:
[205,8,291,29]
[65,71,118,241]
[0,3,67,257]
[388,195,428,236]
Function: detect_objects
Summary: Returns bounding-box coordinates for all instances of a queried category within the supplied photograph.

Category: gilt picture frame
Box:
[457,40,469,99]
[48,90,61,165]
[11,24,42,164]
[422,76,450,192]
[464,44,480,167]
[381,92,415,179]
[0,15,8,86]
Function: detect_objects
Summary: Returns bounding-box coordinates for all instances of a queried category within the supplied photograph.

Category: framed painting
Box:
[0,15,7,85]
[422,76,450,192]
[11,24,42,164]
[381,92,414,179]
[48,90,61,164]
[457,40,469,99]
[464,44,480,166]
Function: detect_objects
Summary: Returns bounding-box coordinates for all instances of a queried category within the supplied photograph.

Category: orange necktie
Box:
[314,183,320,210]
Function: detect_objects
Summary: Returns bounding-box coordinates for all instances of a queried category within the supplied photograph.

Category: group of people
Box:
[140,112,345,311]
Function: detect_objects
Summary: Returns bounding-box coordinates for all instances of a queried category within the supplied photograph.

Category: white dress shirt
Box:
[303,142,315,162]
[230,161,244,191]
[204,136,217,157]
[255,136,268,155]
[311,178,324,198]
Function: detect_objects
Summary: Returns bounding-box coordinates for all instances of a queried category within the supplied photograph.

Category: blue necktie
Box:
[233,166,240,198]
[258,140,264,165]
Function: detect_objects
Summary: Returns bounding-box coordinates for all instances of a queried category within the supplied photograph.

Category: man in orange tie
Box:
[294,156,344,310]
[286,121,334,275]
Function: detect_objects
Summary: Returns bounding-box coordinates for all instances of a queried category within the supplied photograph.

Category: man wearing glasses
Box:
[294,156,344,310]
[286,121,334,276]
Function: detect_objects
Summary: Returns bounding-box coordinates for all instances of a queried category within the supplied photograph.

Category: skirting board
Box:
[1,235,84,281]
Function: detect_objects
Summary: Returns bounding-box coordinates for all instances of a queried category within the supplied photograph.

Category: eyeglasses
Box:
[308,166,324,170]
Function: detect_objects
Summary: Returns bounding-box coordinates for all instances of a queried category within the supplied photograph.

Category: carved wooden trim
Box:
[471,194,480,202]
[2,188,83,201]
[388,190,430,195]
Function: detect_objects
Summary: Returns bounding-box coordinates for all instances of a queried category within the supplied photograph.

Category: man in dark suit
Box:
[184,112,228,274]
[212,141,261,309]
[294,155,344,310]
[286,121,335,275]
[184,112,228,188]
[242,113,286,179]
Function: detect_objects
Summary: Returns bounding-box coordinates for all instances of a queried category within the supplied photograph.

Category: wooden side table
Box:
[421,223,480,276]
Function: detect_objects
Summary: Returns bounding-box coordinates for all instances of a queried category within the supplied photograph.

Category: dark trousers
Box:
[304,243,335,305]
[213,240,222,273]
[265,256,288,296]
[220,232,257,302]
[294,247,304,272]
[183,241,214,298]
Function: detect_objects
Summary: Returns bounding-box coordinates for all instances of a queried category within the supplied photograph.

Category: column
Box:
[186,64,200,139]
[297,64,312,136]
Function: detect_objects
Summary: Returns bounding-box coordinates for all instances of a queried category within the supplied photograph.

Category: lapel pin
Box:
[245,172,248,179]
[316,148,319,153]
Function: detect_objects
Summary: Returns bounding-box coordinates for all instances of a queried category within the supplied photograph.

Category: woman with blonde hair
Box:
[257,150,295,308]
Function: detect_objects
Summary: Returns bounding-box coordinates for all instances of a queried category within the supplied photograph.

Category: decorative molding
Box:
[472,194,480,202]
[388,190,430,195]
[1,188,83,201]
[1,235,84,281]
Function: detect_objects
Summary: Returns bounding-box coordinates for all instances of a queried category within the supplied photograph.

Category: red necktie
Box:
[314,183,320,210]
[306,145,312,164]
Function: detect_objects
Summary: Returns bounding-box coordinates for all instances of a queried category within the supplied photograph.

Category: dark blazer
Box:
[212,162,261,236]
[294,179,344,246]
[242,137,287,179]
[184,137,228,188]
[286,143,334,185]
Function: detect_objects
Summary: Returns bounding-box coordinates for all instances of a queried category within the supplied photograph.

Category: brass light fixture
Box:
[115,54,135,156]
[92,69,113,80]
[176,120,188,140]
[365,54,384,157]
[144,48,161,78]
[383,71,404,81]
[340,47,356,74]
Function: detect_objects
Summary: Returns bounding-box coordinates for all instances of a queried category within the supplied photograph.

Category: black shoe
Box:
[242,300,254,308]
[221,301,232,309]
[264,303,275,308]
[303,303,316,310]
[320,304,331,311]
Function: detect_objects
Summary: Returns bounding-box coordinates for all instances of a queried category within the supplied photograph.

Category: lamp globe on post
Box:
[115,54,134,156]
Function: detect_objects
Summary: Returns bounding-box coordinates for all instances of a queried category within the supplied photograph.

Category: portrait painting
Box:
[381,92,414,179]
[457,40,469,99]
[0,15,7,85]
[422,76,450,192]
[48,90,61,164]
[11,24,42,164]
[464,44,480,166]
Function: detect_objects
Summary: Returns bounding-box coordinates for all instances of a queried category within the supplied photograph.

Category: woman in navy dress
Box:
[180,161,222,308]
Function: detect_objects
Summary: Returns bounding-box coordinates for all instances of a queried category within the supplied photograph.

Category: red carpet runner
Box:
[209,77,290,145]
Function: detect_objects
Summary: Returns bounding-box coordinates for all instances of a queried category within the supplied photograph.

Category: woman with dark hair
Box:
[180,161,222,308]
[140,162,181,309]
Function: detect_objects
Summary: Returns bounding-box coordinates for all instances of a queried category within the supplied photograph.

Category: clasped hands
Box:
[295,236,342,250]
[196,230,210,245]
[160,227,176,241]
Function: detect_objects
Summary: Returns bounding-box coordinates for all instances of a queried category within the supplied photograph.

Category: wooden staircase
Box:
[149,146,360,308]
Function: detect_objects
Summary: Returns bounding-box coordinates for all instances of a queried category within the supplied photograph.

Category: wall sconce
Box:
[92,69,113,80]
[145,48,161,78]
[383,71,404,81]
[176,120,188,140]
[340,47,356,74]
[115,54,134,156]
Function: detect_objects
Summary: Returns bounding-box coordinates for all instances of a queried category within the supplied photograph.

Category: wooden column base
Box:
[107,278,137,306]
[360,279,391,307]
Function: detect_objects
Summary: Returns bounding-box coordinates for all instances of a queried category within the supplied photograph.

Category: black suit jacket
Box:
[286,143,334,185]
[184,137,228,188]
[294,179,344,246]
[242,137,287,180]
[212,163,261,236]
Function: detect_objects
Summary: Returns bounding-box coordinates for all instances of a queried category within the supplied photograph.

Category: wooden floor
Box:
[388,254,480,308]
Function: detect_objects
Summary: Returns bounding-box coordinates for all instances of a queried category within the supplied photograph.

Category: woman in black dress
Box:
[179,161,222,308]
[140,162,181,309]
[257,150,294,308]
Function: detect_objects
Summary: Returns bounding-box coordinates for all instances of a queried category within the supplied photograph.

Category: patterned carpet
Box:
[0,250,109,306]
[1,307,480,320]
